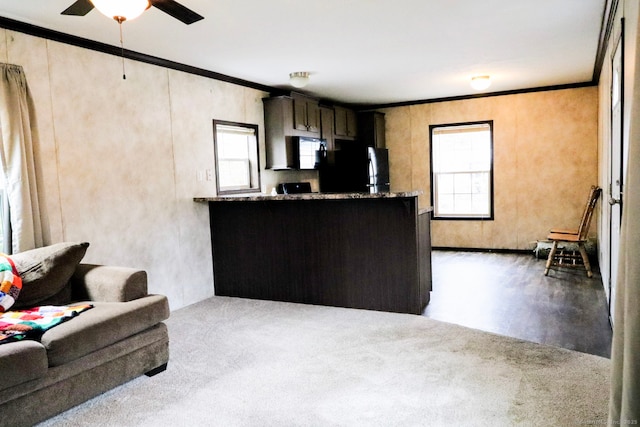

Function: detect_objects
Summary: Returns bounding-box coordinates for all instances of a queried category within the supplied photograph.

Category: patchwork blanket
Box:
[0,254,22,312]
[0,304,93,344]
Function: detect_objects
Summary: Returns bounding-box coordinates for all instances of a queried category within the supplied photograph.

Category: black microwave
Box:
[293,137,326,170]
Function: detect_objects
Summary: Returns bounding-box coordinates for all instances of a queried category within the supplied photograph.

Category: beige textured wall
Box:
[0,29,283,310]
[383,87,598,250]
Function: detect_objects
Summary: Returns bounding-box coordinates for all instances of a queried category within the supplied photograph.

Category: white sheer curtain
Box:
[0,63,45,253]
[609,4,640,425]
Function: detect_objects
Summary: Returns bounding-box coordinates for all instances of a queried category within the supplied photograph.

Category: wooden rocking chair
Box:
[544,186,602,278]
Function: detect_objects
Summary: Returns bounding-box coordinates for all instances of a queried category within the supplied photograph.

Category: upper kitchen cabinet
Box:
[263,94,323,169]
[263,96,296,169]
[357,111,386,148]
[291,93,321,135]
[334,106,358,140]
[263,95,321,138]
[319,106,335,150]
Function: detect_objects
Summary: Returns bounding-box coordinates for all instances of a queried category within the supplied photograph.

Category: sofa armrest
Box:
[70,264,148,302]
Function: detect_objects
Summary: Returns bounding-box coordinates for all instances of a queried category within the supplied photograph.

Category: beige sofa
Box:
[0,243,170,426]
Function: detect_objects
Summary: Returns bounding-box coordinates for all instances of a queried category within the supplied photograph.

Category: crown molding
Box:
[0,16,279,94]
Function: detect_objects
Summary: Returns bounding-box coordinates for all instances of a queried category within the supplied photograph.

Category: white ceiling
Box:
[0,0,606,106]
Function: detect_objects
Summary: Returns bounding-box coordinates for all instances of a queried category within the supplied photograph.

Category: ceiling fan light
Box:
[470,75,491,91]
[289,72,310,88]
[91,0,150,21]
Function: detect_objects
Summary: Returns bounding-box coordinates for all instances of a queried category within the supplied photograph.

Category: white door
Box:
[609,31,624,325]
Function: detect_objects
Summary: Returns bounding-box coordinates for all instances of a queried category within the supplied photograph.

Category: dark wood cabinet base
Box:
[206,195,431,314]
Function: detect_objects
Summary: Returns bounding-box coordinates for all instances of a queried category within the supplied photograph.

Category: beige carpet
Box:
[39,297,610,426]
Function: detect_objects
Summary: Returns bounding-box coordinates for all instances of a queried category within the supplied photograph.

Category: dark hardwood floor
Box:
[423,250,613,358]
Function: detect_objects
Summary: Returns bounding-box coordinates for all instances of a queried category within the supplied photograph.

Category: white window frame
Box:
[430,121,494,220]
[213,120,261,195]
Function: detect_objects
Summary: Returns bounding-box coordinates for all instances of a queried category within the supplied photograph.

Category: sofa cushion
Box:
[41,294,169,367]
[11,242,90,309]
[0,340,48,391]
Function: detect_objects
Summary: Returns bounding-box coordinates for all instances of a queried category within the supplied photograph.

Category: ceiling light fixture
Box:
[91,0,150,80]
[470,75,491,91]
[289,72,310,88]
[91,0,150,22]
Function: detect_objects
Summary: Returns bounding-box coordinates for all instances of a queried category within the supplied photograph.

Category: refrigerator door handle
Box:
[368,158,376,185]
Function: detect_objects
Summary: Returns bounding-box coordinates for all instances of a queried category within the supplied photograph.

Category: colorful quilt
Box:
[0,254,22,312]
[0,304,93,344]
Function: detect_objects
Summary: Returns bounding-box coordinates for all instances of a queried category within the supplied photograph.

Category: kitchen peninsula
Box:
[194,192,432,314]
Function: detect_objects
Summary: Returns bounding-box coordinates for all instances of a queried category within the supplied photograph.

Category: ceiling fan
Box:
[61,0,204,25]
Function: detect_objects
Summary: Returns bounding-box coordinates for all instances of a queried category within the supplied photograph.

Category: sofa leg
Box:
[145,363,168,377]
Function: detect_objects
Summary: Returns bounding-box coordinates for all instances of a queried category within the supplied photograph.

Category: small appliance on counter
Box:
[276,182,313,194]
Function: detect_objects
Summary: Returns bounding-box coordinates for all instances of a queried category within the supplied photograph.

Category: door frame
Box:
[608,17,625,326]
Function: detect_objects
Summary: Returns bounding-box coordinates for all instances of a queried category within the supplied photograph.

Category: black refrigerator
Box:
[318,144,390,193]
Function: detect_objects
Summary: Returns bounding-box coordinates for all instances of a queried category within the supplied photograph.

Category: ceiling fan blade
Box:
[150,0,204,25]
[61,0,95,16]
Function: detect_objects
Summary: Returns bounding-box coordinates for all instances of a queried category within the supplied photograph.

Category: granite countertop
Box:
[194,191,422,203]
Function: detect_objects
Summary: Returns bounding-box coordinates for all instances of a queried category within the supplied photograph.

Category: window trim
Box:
[429,120,494,221]
[213,119,262,195]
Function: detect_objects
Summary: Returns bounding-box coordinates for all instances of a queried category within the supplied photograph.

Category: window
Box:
[430,121,493,219]
[213,120,261,195]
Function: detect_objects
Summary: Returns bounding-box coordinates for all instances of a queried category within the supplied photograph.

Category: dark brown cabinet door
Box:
[334,106,358,139]
[263,97,297,169]
[292,94,320,133]
[357,111,386,148]
[293,97,308,132]
[320,106,335,149]
[306,101,320,133]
